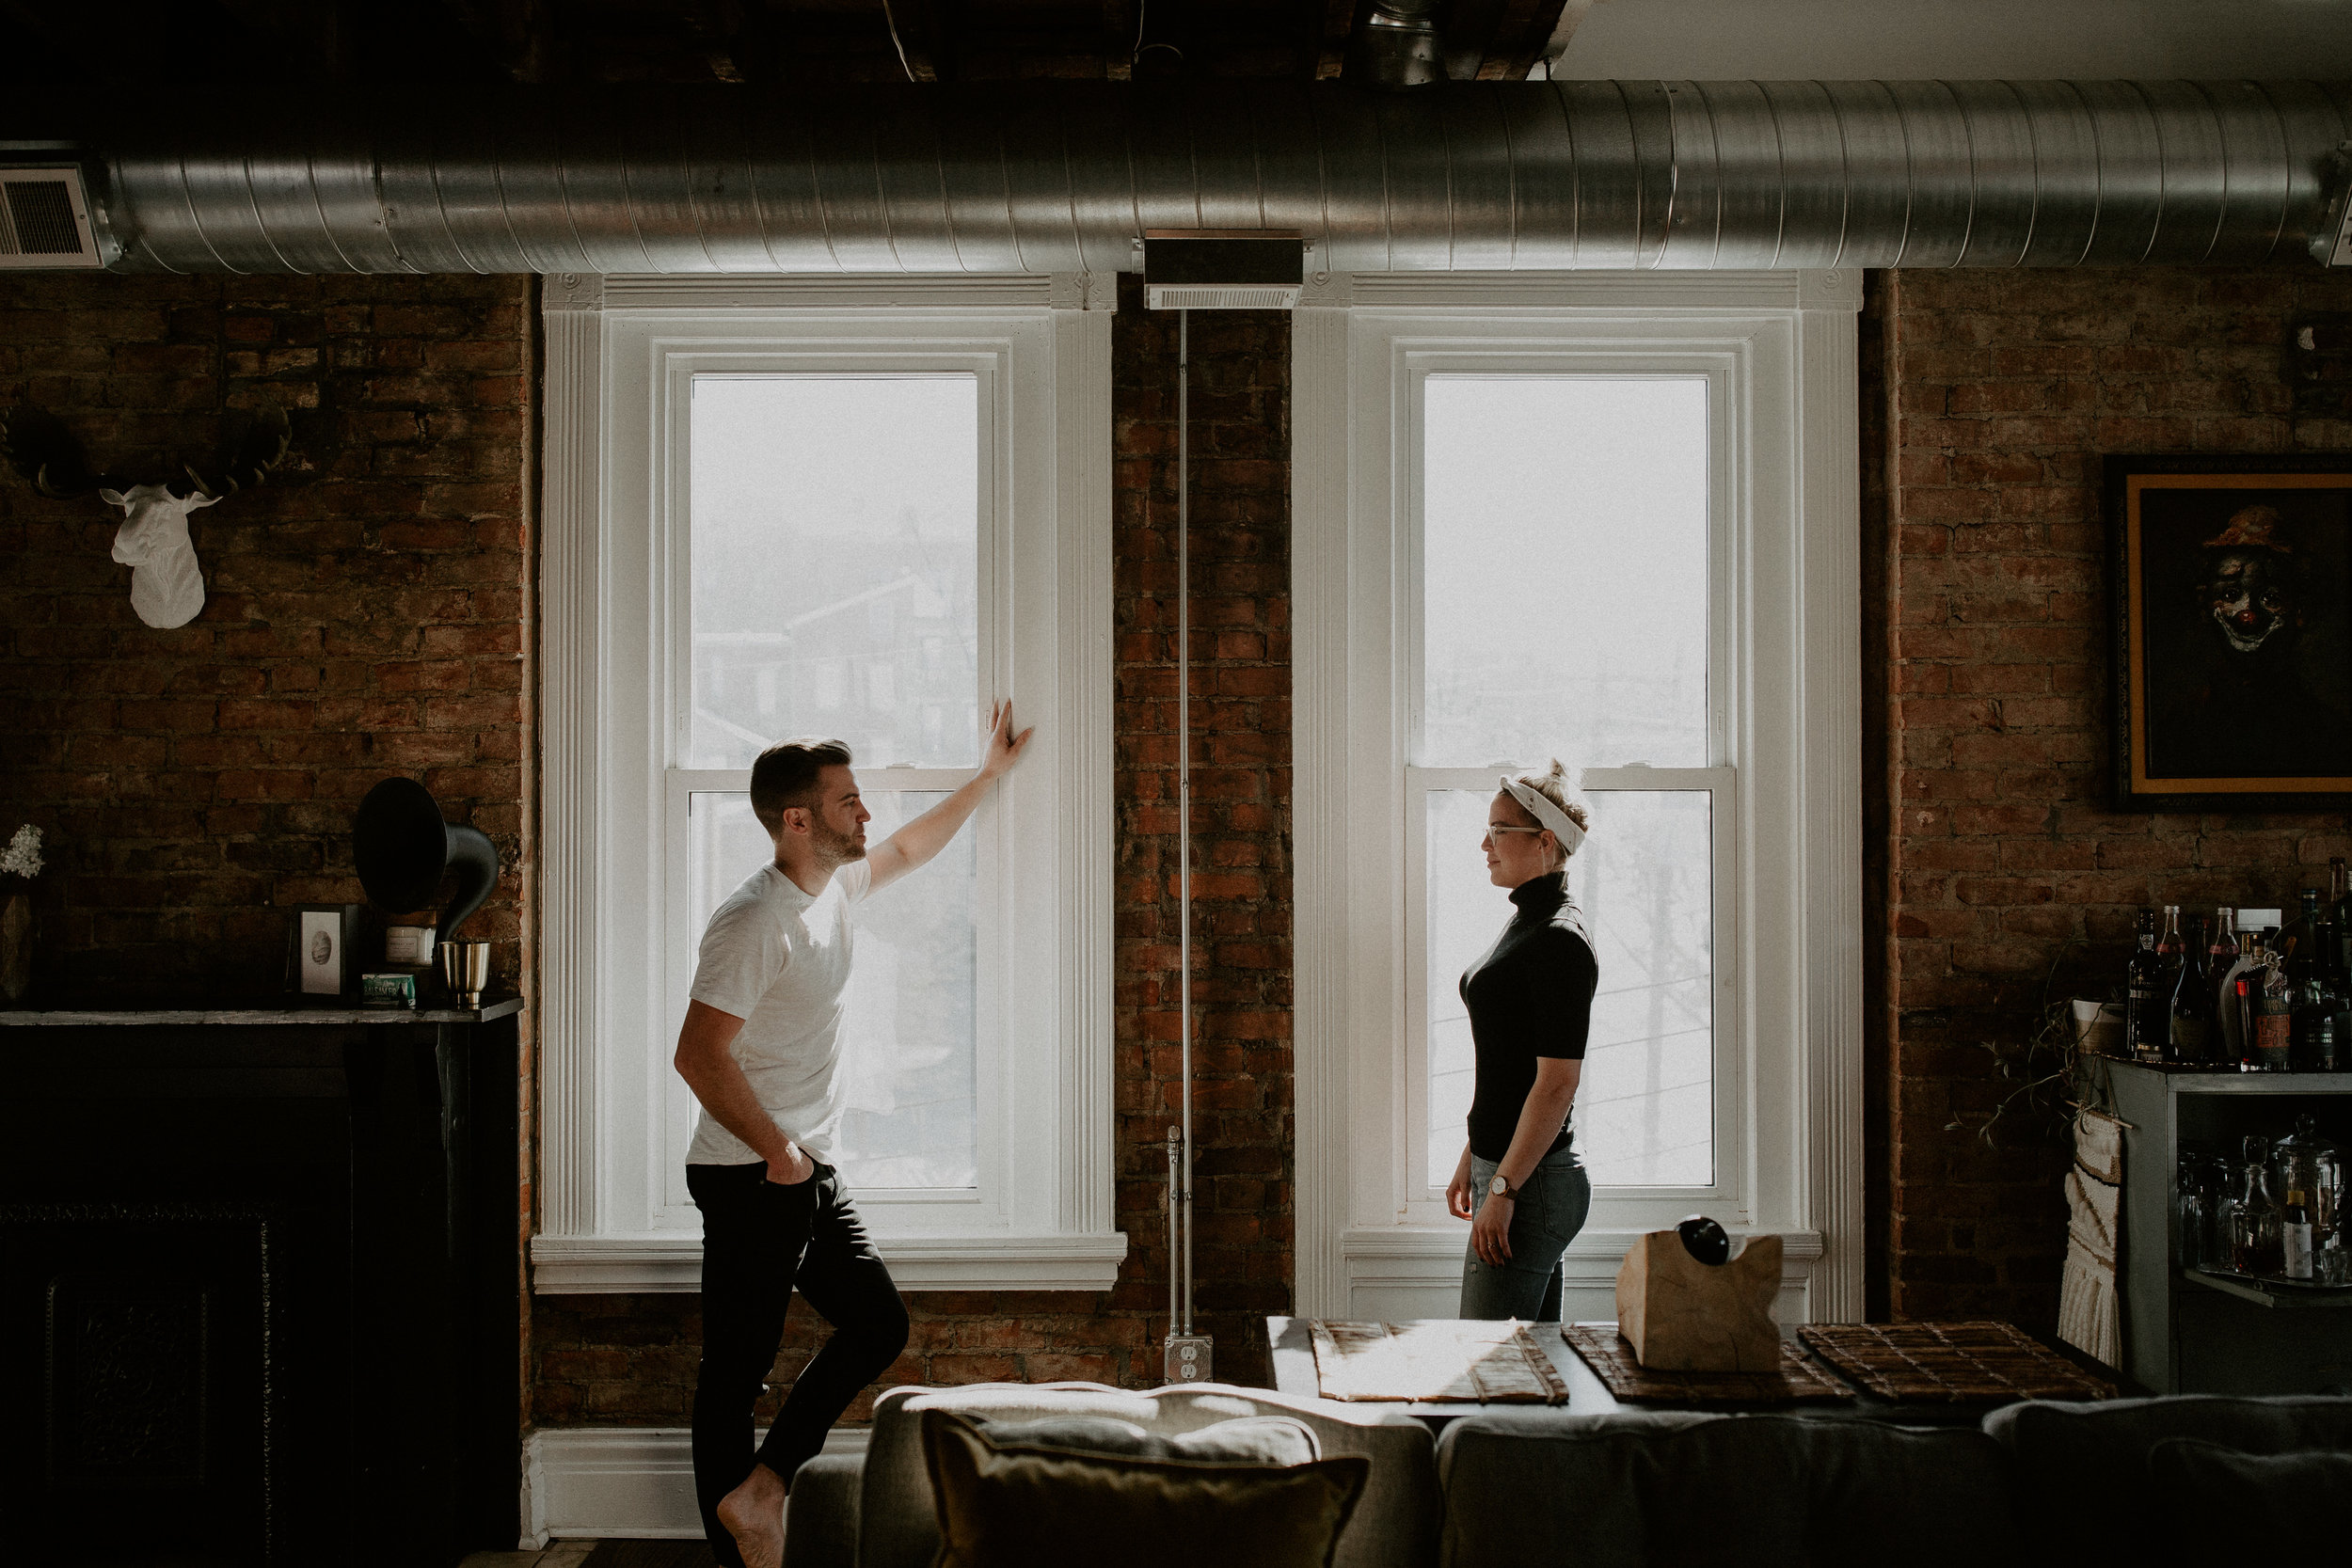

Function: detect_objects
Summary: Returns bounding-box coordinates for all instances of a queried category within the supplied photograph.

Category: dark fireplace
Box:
[0,1006,521,1566]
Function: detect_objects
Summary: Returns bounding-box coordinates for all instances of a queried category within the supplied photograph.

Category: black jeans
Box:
[687,1161,910,1568]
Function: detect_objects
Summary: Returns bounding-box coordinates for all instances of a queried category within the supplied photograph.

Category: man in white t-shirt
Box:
[675,703,1031,1568]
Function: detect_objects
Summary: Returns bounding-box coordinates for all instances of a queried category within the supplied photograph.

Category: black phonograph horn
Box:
[353,777,501,941]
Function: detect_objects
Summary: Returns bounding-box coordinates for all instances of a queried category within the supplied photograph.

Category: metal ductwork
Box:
[28,80,2352,276]
[1346,1,1450,91]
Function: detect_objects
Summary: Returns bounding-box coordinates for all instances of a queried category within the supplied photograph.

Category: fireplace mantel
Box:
[1,1002,523,1565]
[0,998,523,1026]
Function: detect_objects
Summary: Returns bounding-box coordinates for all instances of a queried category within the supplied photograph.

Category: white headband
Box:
[1498,775,1587,856]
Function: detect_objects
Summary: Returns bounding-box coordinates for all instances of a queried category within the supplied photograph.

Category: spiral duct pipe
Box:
[69,79,2352,275]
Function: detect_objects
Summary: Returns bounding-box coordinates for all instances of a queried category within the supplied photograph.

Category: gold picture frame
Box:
[2108,455,2352,810]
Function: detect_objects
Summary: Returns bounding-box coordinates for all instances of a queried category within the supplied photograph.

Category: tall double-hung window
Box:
[1293,273,1864,1325]
[534,274,1121,1292]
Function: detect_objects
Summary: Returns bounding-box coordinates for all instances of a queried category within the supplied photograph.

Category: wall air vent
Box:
[0,166,102,269]
[1143,231,1304,310]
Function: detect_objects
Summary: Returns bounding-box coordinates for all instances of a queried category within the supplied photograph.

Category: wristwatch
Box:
[1487,1174,1519,1201]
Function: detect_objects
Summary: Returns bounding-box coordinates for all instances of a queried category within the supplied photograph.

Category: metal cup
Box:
[437,941,491,1008]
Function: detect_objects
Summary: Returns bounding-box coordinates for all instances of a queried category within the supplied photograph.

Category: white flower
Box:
[2,824,44,880]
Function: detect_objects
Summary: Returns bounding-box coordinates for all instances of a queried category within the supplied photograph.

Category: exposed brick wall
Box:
[1873,267,2352,1325]
[532,273,1295,1423]
[0,267,541,1424]
[0,273,535,1002]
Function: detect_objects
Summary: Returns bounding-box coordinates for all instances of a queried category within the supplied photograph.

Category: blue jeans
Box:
[1459,1146,1591,1322]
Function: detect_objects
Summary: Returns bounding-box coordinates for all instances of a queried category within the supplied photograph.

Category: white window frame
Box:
[1292,270,1865,1324]
[534,272,1124,1292]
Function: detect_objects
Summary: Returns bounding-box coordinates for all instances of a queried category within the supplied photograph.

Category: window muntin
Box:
[687,374,981,771]
[1413,373,1720,1198]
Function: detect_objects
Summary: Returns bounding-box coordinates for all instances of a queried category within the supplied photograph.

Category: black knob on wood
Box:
[1677,1214,1731,1266]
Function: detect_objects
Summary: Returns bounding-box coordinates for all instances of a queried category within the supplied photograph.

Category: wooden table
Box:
[1264,1316,2136,1430]
[1265,1315,1620,1423]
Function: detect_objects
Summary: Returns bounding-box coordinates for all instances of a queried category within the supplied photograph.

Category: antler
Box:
[183,405,293,499]
[0,404,106,499]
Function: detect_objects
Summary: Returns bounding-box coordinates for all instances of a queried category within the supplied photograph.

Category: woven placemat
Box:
[1310,1320,1569,1403]
[1560,1325,1855,1404]
[1796,1321,2115,1403]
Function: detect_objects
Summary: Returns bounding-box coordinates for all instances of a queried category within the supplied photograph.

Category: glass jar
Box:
[2175,1152,2224,1270]
[2229,1134,2285,1275]
[2271,1115,2343,1250]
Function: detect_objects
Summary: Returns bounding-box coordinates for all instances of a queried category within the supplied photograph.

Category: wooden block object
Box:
[1614,1231,1783,1372]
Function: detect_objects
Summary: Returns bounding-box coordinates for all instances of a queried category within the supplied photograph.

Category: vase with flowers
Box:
[2,824,42,1005]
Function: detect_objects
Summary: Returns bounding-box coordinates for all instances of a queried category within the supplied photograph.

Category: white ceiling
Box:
[1547,0,2352,80]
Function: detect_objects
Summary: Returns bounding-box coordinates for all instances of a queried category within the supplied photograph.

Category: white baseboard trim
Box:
[520,1426,870,1549]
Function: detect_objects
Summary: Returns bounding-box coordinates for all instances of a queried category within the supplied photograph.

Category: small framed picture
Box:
[2107,454,2352,811]
[288,904,365,997]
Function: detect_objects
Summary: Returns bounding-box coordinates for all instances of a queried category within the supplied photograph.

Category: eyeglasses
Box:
[1485,823,1546,839]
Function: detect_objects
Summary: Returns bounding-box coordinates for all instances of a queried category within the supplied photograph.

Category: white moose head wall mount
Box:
[1,404,292,629]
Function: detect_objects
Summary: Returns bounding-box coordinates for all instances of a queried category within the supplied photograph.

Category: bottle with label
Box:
[2271,1115,2342,1255]
[2281,1189,2314,1280]
[2168,915,2213,1065]
[2229,1135,2284,1275]
[2256,957,2295,1072]
[2233,932,2269,1070]
[2125,911,2164,1062]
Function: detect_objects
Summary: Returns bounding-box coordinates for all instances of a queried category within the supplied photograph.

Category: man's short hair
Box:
[750,737,853,833]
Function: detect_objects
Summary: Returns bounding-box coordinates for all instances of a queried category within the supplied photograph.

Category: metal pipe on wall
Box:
[41,79,2350,275]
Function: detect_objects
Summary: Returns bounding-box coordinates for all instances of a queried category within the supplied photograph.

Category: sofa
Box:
[783,1384,2352,1568]
[782,1381,1440,1568]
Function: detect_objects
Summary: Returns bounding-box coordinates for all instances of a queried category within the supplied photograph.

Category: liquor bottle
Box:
[2256,957,2295,1073]
[2284,888,2324,990]
[2125,911,2164,1062]
[2306,915,2345,1072]
[2281,1189,2314,1280]
[2209,908,2239,968]
[2168,915,2213,1065]
[2331,857,2352,972]
[2233,932,2268,1070]
[2229,1136,2284,1275]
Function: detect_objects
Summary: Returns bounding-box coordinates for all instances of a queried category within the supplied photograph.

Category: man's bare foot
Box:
[716,1461,787,1568]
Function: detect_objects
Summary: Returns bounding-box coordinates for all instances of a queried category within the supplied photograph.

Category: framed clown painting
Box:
[2108,455,2352,811]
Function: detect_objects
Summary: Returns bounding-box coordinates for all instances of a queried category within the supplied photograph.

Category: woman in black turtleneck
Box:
[1446,761,1598,1322]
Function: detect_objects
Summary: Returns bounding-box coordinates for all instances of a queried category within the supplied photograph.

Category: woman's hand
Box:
[1446,1146,1475,1221]
[1471,1190,1515,1264]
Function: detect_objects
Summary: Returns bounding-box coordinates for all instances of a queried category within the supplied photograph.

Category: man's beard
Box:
[812,818,866,867]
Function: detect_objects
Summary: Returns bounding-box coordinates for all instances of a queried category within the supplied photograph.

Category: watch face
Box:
[1489,1176,1508,1196]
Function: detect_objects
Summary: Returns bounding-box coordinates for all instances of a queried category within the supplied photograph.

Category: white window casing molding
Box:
[536,273,1121,1292]
[1291,269,1865,1324]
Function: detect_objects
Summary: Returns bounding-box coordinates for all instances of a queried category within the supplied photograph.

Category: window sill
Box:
[530,1231,1129,1293]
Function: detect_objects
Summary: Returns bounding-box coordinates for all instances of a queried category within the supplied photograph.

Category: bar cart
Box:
[2108,1058,2352,1395]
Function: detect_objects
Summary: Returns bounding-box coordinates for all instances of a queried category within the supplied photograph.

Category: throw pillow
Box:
[920,1408,1369,1568]
[2152,1438,2352,1556]
[972,1413,1321,1466]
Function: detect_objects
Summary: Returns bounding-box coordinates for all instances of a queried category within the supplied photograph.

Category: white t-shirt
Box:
[684,857,873,1166]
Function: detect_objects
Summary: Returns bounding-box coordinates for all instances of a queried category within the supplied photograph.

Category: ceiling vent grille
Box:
[1146,284,1303,310]
[1143,231,1304,311]
[0,167,103,269]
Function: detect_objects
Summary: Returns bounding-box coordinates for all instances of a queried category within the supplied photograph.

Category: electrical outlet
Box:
[1164,1335,1214,1384]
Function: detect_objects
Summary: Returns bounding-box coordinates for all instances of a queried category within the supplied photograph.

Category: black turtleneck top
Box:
[1460,871,1599,1163]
